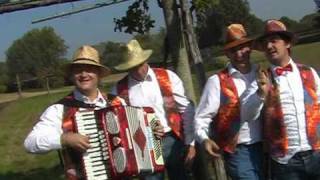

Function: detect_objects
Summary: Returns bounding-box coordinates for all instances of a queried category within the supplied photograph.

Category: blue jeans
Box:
[271,150,320,180]
[142,132,190,180]
[224,142,263,180]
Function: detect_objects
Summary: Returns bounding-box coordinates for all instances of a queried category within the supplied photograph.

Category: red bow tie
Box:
[275,64,292,76]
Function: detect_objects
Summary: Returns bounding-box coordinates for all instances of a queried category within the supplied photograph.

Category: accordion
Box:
[63,105,165,180]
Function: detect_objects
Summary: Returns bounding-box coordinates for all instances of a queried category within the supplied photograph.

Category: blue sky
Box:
[0,0,317,61]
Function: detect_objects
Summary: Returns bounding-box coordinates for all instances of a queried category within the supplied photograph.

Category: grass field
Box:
[0,42,319,180]
[0,92,68,180]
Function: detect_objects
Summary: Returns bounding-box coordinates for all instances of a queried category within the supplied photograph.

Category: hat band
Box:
[73,58,99,64]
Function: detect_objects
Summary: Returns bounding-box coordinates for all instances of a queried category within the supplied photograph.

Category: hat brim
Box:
[65,59,111,77]
[114,50,153,71]
[254,31,297,51]
[223,38,253,51]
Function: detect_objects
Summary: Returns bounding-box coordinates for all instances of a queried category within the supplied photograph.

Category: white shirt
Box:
[24,89,107,153]
[195,63,262,145]
[242,59,320,164]
[111,67,195,145]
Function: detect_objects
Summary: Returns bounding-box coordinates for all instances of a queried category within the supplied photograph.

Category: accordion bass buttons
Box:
[112,137,122,146]
[113,147,127,173]
[105,111,120,135]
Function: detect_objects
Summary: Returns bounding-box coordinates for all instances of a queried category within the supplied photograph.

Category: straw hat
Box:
[66,45,110,77]
[257,19,296,44]
[114,39,153,71]
[223,24,252,50]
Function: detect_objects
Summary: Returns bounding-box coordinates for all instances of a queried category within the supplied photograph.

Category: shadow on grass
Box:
[0,165,64,180]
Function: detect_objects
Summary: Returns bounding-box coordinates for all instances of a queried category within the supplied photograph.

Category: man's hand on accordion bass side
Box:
[61,132,91,152]
[152,120,165,139]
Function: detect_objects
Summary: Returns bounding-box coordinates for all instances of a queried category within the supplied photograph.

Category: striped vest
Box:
[264,64,320,157]
[211,69,241,153]
[116,68,183,139]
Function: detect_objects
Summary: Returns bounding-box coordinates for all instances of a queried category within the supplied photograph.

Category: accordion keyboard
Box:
[148,119,162,160]
[75,109,110,180]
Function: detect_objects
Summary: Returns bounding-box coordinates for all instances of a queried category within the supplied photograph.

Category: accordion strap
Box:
[153,68,183,139]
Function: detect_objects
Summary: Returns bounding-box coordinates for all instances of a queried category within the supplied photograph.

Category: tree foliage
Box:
[279,16,300,31]
[6,27,67,88]
[114,0,154,34]
[97,28,166,70]
[195,0,263,48]
[0,62,8,92]
[300,13,320,30]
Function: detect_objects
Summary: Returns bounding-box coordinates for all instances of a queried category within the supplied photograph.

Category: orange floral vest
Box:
[116,68,183,139]
[211,69,241,153]
[264,64,320,157]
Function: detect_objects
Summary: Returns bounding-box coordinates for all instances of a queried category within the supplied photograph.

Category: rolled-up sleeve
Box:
[24,104,64,153]
[194,76,220,144]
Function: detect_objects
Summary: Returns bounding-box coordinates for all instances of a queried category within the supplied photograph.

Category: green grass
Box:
[0,82,115,180]
[292,42,320,69]
[0,92,68,180]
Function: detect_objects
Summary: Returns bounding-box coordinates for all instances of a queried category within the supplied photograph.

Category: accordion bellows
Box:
[73,105,165,180]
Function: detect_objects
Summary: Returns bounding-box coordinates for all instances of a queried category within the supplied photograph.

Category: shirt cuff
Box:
[48,135,62,150]
[196,131,209,144]
[184,135,195,145]
[186,140,195,146]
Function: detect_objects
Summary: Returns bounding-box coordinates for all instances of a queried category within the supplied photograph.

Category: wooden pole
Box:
[46,76,50,94]
[179,0,207,91]
[16,74,22,99]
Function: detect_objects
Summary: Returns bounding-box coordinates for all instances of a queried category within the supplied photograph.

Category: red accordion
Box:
[63,105,165,180]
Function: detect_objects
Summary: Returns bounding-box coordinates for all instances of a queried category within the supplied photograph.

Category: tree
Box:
[0,62,8,93]
[6,27,67,89]
[94,28,167,71]
[95,41,123,68]
[114,0,200,102]
[279,16,300,31]
[300,13,318,30]
[196,0,263,48]
[114,0,154,34]
[113,1,217,180]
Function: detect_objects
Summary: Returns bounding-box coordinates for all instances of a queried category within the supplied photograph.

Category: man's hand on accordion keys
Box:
[61,132,91,152]
[152,120,165,139]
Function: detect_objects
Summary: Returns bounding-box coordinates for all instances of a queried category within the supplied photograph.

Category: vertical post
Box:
[178,1,228,180]
[46,76,50,94]
[16,73,22,98]
[160,0,196,103]
[179,0,207,92]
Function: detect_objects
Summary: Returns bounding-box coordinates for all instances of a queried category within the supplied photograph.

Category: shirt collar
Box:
[227,63,255,76]
[270,58,295,75]
[129,65,153,82]
[73,89,107,108]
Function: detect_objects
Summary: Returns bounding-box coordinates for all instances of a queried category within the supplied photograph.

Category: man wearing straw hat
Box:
[111,39,196,180]
[243,19,320,179]
[194,24,263,180]
[24,45,164,178]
